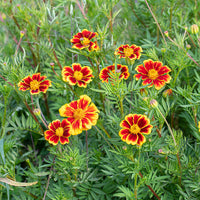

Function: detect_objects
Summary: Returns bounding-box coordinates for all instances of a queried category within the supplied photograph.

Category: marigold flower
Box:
[135,59,171,90]
[18,73,51,95]
[99,64,130,83]
[119,114,153,146]
[44,119,71,145]
[70,29,98,51]
[62,63,94,88]
[115,44,142,64]
[59,95,100,135]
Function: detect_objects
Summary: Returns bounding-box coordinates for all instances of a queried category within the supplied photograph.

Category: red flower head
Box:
[135,59,171,90]
[119,114,153,146]
[99,64,130,83]
[115,44,142,64]
[18,73,51,95]
[59,95,100,135]
[62,63,94,88]
[44,119,71,145]
[70,29,99,52]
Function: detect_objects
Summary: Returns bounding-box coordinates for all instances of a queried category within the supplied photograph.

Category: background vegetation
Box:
[0,0,200,199]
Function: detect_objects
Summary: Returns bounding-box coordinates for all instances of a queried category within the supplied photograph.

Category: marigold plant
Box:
[59,95,100,135]
[70,29,99,51]
[119,114,153,146]
[18,73,51,95]
[62,63,94,87]
[44,119,71,145]
[115,44,142,64]
[135,59,171,90]
[99,64,130,83]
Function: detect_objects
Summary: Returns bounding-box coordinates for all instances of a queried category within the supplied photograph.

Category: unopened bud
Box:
[3,62,6,66]
[158,149,163,153]
[164,31,168,37]
[186,44,191,50]
[191,24,199,34]
[50,63,55,67]
[122,146,127,150]
[20,31,25,38]
[198,121,200,132]
[163,89,173,98]
[184,26,188,31]
[161,48,166,53]
[33,108,41,116]
[150,99,158,108]
[140,88,148,96]
[1,13,6,20]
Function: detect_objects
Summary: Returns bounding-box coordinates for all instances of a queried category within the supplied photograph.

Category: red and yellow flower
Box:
[62,63,94,88]
[44,119,71,145]
[59,95,100,135]
[99,64,130,83]
[70,29,99,51]
[135,59,171,90]
[119,114,153,146]
[115,44,142,64]
[18,73,51,95]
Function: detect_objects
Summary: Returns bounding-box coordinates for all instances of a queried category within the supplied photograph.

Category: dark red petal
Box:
[60,136,69,144]
[23,76,32,84]
[69,100,78,110]
[140,124,153,134]
[153,61,162,71]
[52,120,61,129]
[158,66,171,75]
[119,129,130,136]
[126,115,134,126]
[32,73,41,81]
[137,116,149,128]
[72,63,82,71]
[44,130,55,140]
[72,120,82,130]
[127,134,138,144]
[49,135,59,145]
[157,74,171,82]
[137,133,146,146]
[133,114,141,124]
[61,119,70,129]
[120,120,130,129]
[144,60,154,71]
[153,79,165,90]
[68,77,77,84]
[30,89,40,94]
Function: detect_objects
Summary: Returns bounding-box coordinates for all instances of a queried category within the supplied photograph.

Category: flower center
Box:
[30,80,40,90]
[55,127,64,137]
[73,108,85,120]
[124,47,134,57]
[148,69,158,80]
[81,37,90,46]
[130,124,140,134]
[74,71,83,81]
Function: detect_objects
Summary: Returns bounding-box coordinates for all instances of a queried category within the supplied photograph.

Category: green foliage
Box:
[0,0,200,199]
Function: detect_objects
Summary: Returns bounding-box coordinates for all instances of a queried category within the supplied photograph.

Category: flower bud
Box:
[186,44,191,50]
[191,24,199,34]
[150,99,158,108]
[33,108,41,116]
[50,63,55,67]
[198,121,200,132]
[161,48,166,53]
[164,31,169,37]
[163,89,173,98]
[122,146,127,151]
[20,31,25,38]
[140,88,148,96]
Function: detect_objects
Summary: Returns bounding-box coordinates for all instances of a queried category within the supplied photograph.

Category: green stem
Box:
[0,96,7,139]
[156,107,182,185]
